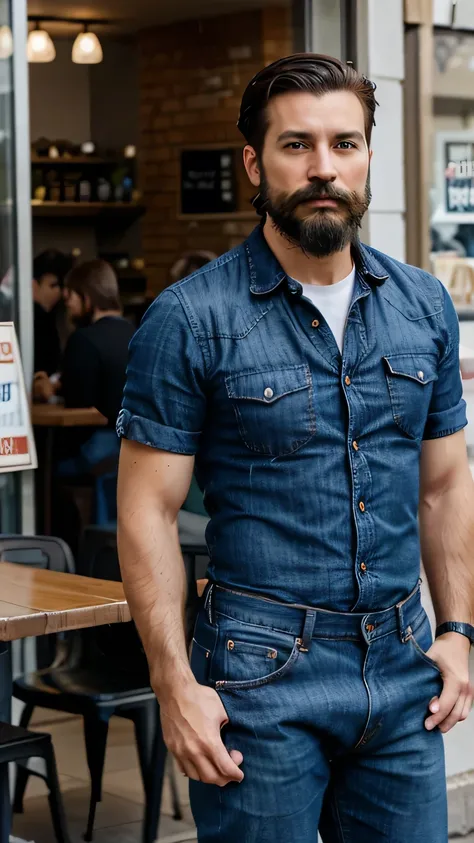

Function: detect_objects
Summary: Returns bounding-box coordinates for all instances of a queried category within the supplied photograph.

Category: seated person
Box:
[33,250,68,380]
[58,259,135,474]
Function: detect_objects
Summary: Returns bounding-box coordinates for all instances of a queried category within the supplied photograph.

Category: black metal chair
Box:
[9,527,207,843]
[0,720,71,843]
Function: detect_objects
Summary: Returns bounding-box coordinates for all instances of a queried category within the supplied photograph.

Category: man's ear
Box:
[243,145,261,188]
[84,294,92,312]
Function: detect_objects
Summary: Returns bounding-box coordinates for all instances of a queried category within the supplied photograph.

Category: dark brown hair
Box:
[237,53,378,154]
[65,259,121,312]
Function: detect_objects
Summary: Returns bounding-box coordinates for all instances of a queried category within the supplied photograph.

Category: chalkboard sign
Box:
[180,148,237,215]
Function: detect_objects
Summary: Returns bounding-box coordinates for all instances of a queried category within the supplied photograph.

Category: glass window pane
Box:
[0,0,20,533]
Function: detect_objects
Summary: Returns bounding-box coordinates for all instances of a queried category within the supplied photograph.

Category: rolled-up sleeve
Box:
[423,285,468,440]
[117,289,207,455]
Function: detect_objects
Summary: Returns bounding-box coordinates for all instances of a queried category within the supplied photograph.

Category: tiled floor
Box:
[11,708,197,843]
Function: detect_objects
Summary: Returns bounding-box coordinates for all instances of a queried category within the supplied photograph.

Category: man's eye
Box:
[285,142,307,150]
[336,141,356,150]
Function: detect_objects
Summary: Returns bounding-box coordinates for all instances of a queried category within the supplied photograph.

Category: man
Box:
[117,54,474,842]
[33,249,66,377]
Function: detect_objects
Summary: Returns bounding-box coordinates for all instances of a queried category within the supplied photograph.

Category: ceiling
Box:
[27,0,288,34]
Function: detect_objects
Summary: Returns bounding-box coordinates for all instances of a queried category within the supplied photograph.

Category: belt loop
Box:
[297,610,317,652]
[204,583,215,625]
[397,601,411,644]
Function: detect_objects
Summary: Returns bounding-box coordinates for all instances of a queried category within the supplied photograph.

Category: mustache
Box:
[276,181,354,215]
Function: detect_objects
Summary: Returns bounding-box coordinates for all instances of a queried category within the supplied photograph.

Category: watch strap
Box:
[435,621,474,645]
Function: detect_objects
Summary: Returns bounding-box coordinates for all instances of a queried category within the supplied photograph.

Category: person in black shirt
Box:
[33,250,67,377]
[58,259,134,473]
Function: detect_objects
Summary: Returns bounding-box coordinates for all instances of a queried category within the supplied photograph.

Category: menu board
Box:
[0,323,37,473]
[180,149,237,215]
[434,131,474,223]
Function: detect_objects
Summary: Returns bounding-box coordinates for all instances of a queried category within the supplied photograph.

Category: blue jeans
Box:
[190,582,447,842]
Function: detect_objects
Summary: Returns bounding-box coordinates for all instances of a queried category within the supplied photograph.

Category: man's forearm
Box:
[117,510,195,697]
[420,474,474,626]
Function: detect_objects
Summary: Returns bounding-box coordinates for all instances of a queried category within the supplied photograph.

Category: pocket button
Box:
[417,371,424,380]
[264,387,274,400]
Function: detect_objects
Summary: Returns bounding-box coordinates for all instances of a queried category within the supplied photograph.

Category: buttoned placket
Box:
[341,275,377,609]
[292,273,377,608]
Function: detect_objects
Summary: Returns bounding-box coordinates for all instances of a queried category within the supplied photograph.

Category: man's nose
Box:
[306,148,337,184]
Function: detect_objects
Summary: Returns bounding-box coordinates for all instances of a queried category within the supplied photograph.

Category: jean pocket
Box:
[408,615,442,675]
[190,612,218,686]
[383,353,438,440]
[210,618,300,691]
[225,364,315,456]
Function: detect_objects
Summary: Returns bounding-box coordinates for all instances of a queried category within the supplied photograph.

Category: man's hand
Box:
[159,680,244,786]
[424,632,473,733]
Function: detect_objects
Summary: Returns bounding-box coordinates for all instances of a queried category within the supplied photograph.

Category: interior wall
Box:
[29,39,91,144]
[138,4,293,295]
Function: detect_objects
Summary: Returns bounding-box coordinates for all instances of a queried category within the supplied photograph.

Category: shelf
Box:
[31,155,132,165]
[31,201,145,223]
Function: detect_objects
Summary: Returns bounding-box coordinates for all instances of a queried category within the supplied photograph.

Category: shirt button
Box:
[352,440,359,451]
[312,319,320,328]
[366,623,375,633]
[360,562,367,572]
[359,501,365,513]
[345,375,351,386]
[264,387,274,400]
[417,370,424,380]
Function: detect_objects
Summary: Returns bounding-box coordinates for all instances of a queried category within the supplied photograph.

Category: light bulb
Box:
[0,26,13,59]
[72,30,103,64]
[27,27,56,63]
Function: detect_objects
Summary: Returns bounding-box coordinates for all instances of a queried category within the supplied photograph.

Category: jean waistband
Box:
[203,580,425,648]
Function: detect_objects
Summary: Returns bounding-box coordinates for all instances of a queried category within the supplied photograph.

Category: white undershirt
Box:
[300,266,356,353]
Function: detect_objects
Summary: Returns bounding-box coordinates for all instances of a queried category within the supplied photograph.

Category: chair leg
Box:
[43,742,72,843]
[167,755,183,822]
[131,702,156,794]
[83,713,110,843]
[142,703,168,843]
[12,703,35,813]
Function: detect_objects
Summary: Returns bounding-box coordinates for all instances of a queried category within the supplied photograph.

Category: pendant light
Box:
[27,23,56,63]
[0,26,13,59]
[72,25,103,64]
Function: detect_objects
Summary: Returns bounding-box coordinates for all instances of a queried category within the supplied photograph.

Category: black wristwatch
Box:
[435,622,474,646]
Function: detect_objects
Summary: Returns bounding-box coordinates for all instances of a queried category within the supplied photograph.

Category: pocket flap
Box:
[225,364,310,403]
[383,354,438,385]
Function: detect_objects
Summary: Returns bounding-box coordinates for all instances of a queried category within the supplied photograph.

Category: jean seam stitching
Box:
[333,791,349,843]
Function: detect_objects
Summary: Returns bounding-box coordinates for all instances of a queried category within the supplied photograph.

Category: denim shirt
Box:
[118,226,467,612]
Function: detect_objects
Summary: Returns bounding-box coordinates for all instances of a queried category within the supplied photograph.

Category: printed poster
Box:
[0,323,37,473]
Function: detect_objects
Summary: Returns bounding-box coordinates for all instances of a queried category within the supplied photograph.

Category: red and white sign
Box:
[0,323,37,473]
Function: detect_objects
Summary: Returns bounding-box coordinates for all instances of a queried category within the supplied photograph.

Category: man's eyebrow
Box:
[276,129,365,143]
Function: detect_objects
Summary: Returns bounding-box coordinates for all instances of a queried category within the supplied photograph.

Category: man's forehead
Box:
[266,90,365,129]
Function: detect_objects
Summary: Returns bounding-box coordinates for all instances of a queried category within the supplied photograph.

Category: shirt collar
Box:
[246,225,389,296]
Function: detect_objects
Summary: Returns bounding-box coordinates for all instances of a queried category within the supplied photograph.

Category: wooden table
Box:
[31,405,107,428]
[31,404,108,535]
[0,561,130,843]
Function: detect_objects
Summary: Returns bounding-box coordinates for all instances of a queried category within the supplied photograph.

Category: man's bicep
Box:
[420,430,470,500]
[118,439,195,520]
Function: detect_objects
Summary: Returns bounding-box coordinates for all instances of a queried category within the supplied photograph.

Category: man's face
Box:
[245,90,372,257]
[34,273,61,311]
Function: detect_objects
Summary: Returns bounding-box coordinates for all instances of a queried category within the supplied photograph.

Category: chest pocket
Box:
[383,353,438,440]
[225,364,315,456]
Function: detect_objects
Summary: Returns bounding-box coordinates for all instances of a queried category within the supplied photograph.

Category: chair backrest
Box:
[0,535,75,672]
[0,535,74,574]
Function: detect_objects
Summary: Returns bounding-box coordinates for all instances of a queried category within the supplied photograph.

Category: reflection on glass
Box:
[0,0,19,532]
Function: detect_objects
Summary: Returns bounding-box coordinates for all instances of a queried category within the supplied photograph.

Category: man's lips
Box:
[306,197,339,208]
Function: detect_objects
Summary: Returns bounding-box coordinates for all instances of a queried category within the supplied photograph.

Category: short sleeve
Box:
[117,290,207,455]
[423,285,468,440]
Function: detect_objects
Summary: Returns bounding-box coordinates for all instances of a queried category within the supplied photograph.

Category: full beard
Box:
[258,170,371,258]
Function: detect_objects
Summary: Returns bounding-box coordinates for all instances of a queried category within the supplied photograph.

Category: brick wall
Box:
[138,5,293,295]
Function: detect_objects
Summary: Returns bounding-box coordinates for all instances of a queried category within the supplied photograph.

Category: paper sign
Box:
[0,323,37,473]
